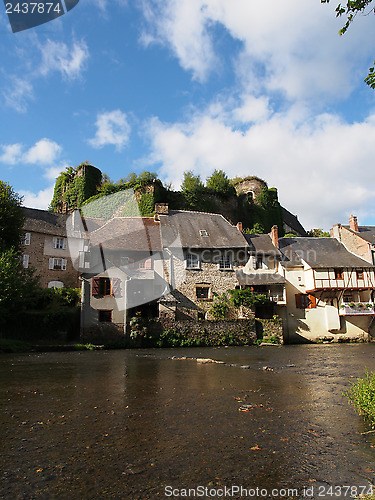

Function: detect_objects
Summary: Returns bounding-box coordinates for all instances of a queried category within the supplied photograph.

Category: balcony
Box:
[339,302,375,316]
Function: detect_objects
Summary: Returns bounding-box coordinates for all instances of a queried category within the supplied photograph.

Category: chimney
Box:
[236,221,243,232]
[349,214,358,232]
[270,225,279,248]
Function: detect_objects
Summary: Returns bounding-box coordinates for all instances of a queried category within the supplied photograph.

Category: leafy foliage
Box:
[307,228,330,237]
[345,371,375,428]
[228,287,271,308]
[206,169,236,197]
[209,293,230,319]
[0,181,25,251]
[0,248,40,328]
[181,170,205,210]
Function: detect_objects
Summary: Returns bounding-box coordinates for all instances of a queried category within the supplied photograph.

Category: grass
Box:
[345,371,375,428]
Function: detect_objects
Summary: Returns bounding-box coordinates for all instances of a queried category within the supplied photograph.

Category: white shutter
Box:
[49,258,54,270]
[52,237,57,249]
[63,238,67,250]
[62,259,67,270]
[23,255,29,268]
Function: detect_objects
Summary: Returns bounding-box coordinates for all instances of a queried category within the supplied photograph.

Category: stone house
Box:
[22,207,80,288]
[278,236,375,343]
[331,215,375,264]
[78,205,251,330]
[157,208,249,320]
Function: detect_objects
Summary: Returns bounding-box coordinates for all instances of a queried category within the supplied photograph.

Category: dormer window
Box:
[199,230,209,237]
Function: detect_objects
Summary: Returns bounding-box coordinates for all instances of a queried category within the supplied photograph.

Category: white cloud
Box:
[0,138,62,165]
[140,0,375,101]
[88,110,131,151]
[0,143,23,165]
[2,77,34,113]
[23,138,62,164]
[140,0,217,82]
[38,39,89,80]
[20,186,54,210]
[144,105,375,231]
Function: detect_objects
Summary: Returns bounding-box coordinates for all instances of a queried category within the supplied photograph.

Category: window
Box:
[186,253,200,269]
[295,293,316,309]
[198,312,206,321]
[196,286,210,299]
[52,237,67,250]
[24,233,31,246]
[356,269,364,280]
[255,256,263,270]
[22,254,29,268]
[92,277,121,297]
[334,268,344,280]
[343,293,353,302]
[199,230,209,237]
[48,258,67,270]
[138,258,152,270]
[219,254,232,270]
[98,310,112,323]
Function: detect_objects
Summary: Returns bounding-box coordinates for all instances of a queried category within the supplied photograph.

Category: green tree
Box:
[181,170,204,209]
[322,0,375,88]
[0,248,40,329]
[206,169,235,197]
[307,228,330,237]
[0,181,25,251]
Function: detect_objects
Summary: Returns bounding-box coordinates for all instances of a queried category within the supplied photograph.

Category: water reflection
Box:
[1,345,375,499]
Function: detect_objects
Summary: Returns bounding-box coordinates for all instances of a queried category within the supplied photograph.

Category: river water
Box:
[1,344,375,500]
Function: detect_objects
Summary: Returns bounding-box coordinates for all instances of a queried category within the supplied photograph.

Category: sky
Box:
[1,0,375,231]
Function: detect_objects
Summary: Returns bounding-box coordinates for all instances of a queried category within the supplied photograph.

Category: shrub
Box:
[345,371,375,428]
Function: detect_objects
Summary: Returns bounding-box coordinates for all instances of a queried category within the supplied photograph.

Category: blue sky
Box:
[1,0,375,230]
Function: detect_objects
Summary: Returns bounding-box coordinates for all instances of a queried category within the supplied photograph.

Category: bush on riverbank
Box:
[345,371,375,428]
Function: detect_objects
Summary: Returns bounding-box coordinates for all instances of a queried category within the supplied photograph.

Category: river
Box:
[1,344,375,499]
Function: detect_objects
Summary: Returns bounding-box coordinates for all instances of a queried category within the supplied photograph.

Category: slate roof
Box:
[244,234,282,257]
[159,210,248,248]
[282,207,307,236]
[23,207,68,237]
[236,270,285,285]
[279,237,375,269]
[90,217,162,252]
[342,225,375,245]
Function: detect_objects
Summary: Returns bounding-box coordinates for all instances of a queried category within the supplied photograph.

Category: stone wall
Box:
[255,317,284,343]
[173,250,247,320]
[23,231,80,288]
[331,225,372,263]
[148,317,257,346]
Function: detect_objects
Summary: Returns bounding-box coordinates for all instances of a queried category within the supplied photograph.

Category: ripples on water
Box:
[1,344,375,499]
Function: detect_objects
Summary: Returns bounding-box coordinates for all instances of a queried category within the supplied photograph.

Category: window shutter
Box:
[49,258,54,270]
[92,277,100,297]
[295,293,302,309]
[52,237,57,248]
[23,255,29,268]
[111,278,121,297]
[144,258,152,270]
[308,294,316,309]
[63,238,67,250]
[62,259,67,270]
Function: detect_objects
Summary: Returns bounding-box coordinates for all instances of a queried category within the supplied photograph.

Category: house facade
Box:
[22,207,80,288]
[278,237,375,343]
[331,215,375,264]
